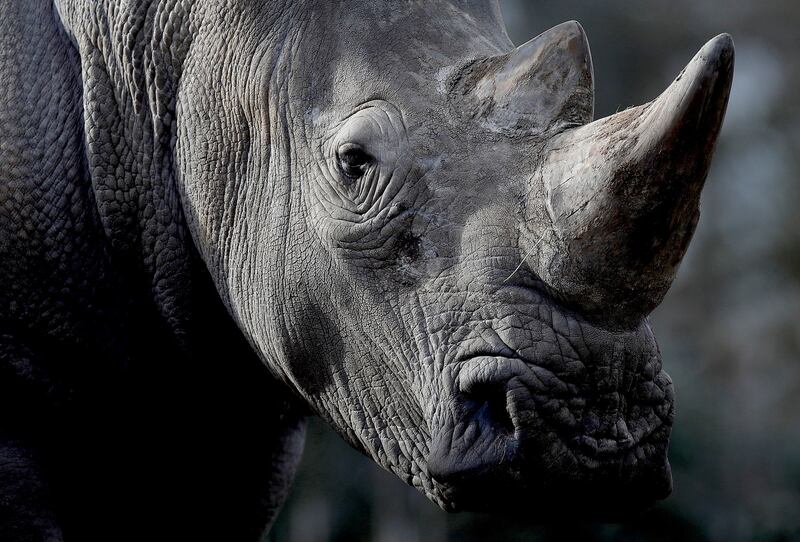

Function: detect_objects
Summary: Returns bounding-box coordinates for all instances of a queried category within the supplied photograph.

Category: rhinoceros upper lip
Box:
[455,353,665,459]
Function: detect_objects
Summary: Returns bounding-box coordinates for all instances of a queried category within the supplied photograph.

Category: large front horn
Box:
[538,34,734,328]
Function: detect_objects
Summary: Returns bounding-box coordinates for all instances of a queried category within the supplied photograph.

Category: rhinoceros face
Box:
[176,2,733,517]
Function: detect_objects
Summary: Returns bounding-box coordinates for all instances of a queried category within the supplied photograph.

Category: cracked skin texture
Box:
[0,0,732,539]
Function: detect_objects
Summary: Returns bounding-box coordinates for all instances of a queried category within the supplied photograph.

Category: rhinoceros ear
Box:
[461,21,594,135]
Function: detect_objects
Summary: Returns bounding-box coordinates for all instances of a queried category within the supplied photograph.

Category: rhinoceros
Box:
[0,0,733,540]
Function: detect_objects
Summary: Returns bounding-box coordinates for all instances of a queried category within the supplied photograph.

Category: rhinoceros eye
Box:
[337,143,373,181]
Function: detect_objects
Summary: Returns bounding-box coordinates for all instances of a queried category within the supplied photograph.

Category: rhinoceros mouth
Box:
[425,348,673,513]
[455,352,670,453]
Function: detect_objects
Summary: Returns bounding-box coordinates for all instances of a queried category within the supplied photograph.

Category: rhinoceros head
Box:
[176,1,733,516]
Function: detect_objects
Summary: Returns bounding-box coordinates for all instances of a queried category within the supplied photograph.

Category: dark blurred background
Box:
[268,1,800,540]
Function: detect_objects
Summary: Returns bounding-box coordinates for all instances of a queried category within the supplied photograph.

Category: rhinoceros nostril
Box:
[427,378,520,485]
[463,382,515,435]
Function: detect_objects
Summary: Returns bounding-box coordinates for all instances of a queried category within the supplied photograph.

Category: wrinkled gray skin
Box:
[0,0,733,540]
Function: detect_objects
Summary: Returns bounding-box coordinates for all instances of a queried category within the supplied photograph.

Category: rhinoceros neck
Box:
[0,2,308,537]
[53,0,305,342]
[52,0,205,340]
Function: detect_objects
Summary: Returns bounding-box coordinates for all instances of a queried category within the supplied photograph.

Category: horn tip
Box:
[690,34,735,81]
[550,20,589,43]
[701,33,735,68]
[655,32,735,117]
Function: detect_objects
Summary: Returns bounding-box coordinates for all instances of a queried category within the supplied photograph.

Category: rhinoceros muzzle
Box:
[426,316,673,516]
